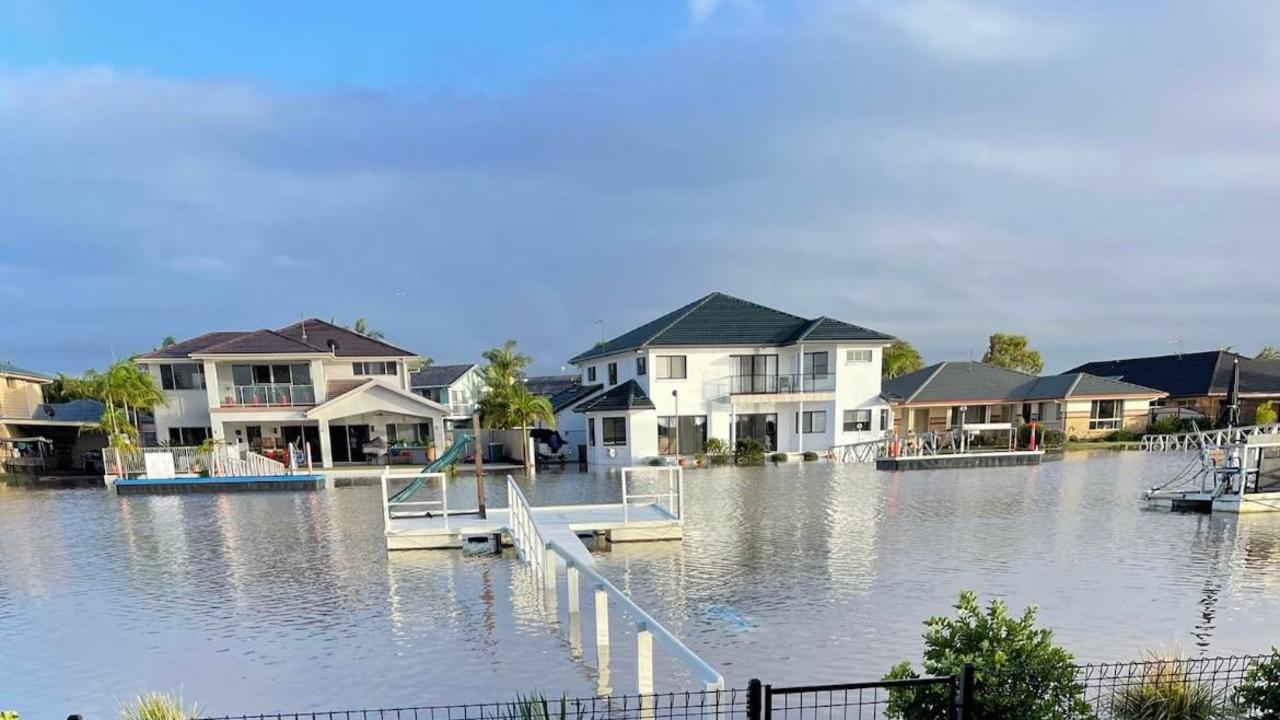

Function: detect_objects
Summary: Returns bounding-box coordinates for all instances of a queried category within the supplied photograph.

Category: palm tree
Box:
[506,385,555,471]
[1258,346,1279,360]
[353,317,386,340]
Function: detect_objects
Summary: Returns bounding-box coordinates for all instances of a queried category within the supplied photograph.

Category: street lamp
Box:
[672,389,680,459]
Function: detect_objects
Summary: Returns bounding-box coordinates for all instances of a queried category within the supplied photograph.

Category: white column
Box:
[318,418,333,468]
[566,565,580,614]
[797,344,805,454]
[637,622,654,695]
[594,586,609,649]
[202,360,221,409]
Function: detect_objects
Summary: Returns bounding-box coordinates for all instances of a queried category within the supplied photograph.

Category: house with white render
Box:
[564,292,895,466]
[136,319,448,468]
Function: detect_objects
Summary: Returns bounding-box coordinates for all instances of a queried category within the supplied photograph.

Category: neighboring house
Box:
[545,382,604,460]
[135,319,448,468]
[0,362,114,472]
[566,292,895,466]
[1069,351,1280,425]
[882,362,1166,439]
[525,374,580,398]
[410,363,485,428]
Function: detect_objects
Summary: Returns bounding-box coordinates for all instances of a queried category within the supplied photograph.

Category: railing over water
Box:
[104,445,288,479]
[381,469,451,530]
[621,466,682,522]
[1140,423,1280,452]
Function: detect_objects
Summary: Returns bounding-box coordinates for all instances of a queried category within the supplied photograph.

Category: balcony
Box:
[219,383,317,408]
[727,373,835,395]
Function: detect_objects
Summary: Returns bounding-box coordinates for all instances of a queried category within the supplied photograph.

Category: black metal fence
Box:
[194,652,1274,720]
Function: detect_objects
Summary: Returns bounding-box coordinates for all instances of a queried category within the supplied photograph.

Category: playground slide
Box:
[388,433,472,504]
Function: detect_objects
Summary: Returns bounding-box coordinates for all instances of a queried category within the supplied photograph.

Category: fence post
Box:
[747,678,763,720]
[957,663,975,720]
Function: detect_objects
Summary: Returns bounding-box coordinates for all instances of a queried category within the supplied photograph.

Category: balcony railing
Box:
[445,401,476,417]
[727,373,835,395]
[220,383,316,407]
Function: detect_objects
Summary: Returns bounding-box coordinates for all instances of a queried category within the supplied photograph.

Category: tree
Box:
[68,361,166,446]
[981,333,1044,374]
[42,372,81,404]
[352,317,385,340]
[1257,402,1278,426]
[1258,346,1280,360]
[883,340,924,378]
[476,340,540,470]
[160,335,177,348]
[507,385,555,471]
[885,591,1093,720]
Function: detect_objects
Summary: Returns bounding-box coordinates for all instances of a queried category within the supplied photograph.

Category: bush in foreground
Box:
[885,591,1093,719]
[119,693,196,720]
[769,452,788,462]
[1238,649,1280,719]
[802,451,819,461]
[1109,654,1224,720]
[735,438,766,465]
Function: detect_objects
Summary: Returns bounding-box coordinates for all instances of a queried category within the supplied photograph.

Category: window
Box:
[167,426,210,445]
[657,415,708,455]
[1090,399,1122,430]
[732,354,778,393]
[352,361,397,375]
[608,362,618,385]
[656,355,687,380]
[387,422,432,445]
[587,366,597,382]
[880,409,889,432]
[602,417,627,446]
[844,409,872,431]
[160,363,205,390]
[846,349,873,364]
[636,356,647,376]
[803,351,830,377]
[588,417,596,446]
[796,410,827,434]
[950,405,988,425]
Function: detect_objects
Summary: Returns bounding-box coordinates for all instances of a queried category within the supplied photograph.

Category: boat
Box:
[1144,434,1280,513]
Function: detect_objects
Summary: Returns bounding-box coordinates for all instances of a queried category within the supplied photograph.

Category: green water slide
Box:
[387,433,472,504]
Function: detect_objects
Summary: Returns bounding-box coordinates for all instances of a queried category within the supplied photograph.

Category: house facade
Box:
[136,319,447,468]
[0,362,53,471]
[883,362,1166,439]
[410,363,486,429]
[565,292,895,467]
[1069,351,1280,425]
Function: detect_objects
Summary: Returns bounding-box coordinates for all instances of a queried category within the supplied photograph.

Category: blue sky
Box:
[2,0,1277,374]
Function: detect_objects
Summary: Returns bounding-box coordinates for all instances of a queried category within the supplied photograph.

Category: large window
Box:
[797,410,827,434]
[1090,400,1122,430]
[608,362,618,385]
[803,351,830,377]
[387,422,433,446]
[657,415,708,455]
[656,355,687,380]
[732,354,778,393]
[167,426,210,445]
[602,417,627,446]
[352,361,397,376]
[735,413,777,451]
[636,356,647,376]
[588,417,596,446]
[843,409,872,432]
[160,363,205,390]
[229,363,315,405]
[949,405,988,425]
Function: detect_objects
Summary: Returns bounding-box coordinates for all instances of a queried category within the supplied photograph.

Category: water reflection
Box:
[4,454,1280,716]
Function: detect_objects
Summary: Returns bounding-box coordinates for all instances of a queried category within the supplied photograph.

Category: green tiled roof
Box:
[574,380,655,412]
[569,292,893,363]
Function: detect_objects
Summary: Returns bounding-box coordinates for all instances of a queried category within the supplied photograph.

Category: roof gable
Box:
[307,379,447,420]
[276,318,416,358]
[410,364,476,388]
[575,380,656,412]
[569,292,893,363]
[196,329,325,356]
[550,383,603,413]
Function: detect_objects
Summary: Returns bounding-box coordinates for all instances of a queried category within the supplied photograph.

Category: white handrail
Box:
[620,466,682,523]
[507,476,547,573]
[545,539,724,691]
[382,468,450,531]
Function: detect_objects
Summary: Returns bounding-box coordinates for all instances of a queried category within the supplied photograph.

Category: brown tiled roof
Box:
[277,318,415,358]
[325,378,372,400]
[196,329,326,356]
[136,331,250,359]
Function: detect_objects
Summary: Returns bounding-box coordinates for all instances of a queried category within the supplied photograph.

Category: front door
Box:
[346,424,371,462]
[329,424,351,463]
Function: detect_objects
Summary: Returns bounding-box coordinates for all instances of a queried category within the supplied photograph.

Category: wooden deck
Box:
[385,501,682,551]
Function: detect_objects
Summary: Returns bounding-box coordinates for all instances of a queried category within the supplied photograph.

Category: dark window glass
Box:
[160,365,175,390]
[587,366,597,382]
[603,417,627,446]
[253,365,272,384]
[804,351,829,377]
[658,415,707,455]
[608,363,618,385]
[271,365,291,385]
[588,418,596,446]
[636,357,647,376]
[352,362,363,374]
[291,363,312,385]
[232,365,253,386]
[797,410,827,433]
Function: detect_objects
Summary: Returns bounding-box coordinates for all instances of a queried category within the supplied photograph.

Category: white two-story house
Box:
[410,363,486,431]
[564,292,895,466]
[136,319,447,468]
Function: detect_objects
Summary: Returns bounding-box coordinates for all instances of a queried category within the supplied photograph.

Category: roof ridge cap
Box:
[641,293,723,347]
[907,362,948,404]
[1063,373,1084,398]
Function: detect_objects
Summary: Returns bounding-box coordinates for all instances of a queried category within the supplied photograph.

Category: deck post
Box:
[380,466,391,533]
[544,546,557,590]
[441,473,450,532]
[637,621,654,695]
[594,585,609,650]
[566,563,580,614]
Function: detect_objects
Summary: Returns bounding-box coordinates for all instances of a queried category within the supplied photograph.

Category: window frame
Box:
[845,349,873,364]
[608,362,618,385]
[796,410,827,434]
[1089,399,1123,430]
[657,415,708,455]
[656,355,687,380]
[352,361,397,376]
[636,356,647,376]
[843,408,872,432]
[160,363,206,391]
[587,366,597,382]
[602,417,628,446]
[588,417,596,446]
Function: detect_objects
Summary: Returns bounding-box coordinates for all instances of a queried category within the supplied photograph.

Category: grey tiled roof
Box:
[549,383,603,413]
[569,292,893,363]
[525,375,580,397]
[574,380,655,412]
[198,329,324,355]
[884,361,1164,405]
[1069,351,1280,398]
[0,361,51,381]
[28,399,105,423]
[410,364,476,388]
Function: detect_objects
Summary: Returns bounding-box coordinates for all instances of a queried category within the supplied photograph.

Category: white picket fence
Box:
[104,445,288,479]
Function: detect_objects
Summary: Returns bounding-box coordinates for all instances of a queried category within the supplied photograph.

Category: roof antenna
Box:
[300,316,308,342]
[1169,339,1182,358]
[596,319,604,343]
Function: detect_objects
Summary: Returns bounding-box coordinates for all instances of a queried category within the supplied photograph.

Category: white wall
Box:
[584,409,658,467]
[143,362,213,441]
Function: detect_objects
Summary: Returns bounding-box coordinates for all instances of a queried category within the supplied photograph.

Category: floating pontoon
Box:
[1144,434,1280,513]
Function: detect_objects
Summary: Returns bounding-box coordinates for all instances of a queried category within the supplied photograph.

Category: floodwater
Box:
[4,452,1280,717]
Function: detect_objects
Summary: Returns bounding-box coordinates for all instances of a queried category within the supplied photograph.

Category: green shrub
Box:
[499,694,582,720]
[1147,417,1181,436]
[1106,429,1139,442]
[1238,648,1280,719]
[769,452,788,462]
[884,591,1092,720]
[119,693,195,720]
[709,454,732,466]
[647,457,664,466]
[735,438,767,465]
[803,451,819,461]
[705,438,731,457]
[1017,425,1066,448]
[1,711,19,720]
[1110,655,1223,720]
[1256,403,1278,427]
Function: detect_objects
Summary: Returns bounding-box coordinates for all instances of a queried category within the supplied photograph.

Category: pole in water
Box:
[473,411,486,518]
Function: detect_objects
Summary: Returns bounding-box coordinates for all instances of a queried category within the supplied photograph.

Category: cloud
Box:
[877,0,1081,62]
[2,3,1279,374]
